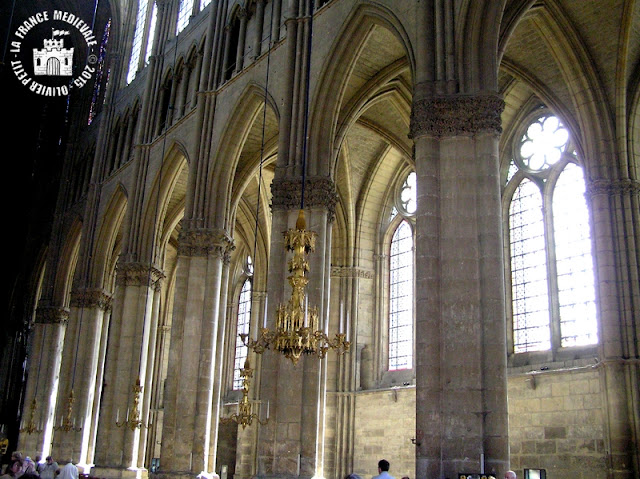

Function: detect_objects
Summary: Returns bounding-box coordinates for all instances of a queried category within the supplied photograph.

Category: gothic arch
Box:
[52,218,83,306]
[90,185,129,289]
[138,142,190,265]
[308,1,415,178]
[207,81,279,230]
[498,1,615,177]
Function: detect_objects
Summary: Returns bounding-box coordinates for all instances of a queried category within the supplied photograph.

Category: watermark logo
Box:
[10,10,98,97]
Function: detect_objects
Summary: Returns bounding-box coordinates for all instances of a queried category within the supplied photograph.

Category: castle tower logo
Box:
[10,10,97,97]
[33,30,74,76]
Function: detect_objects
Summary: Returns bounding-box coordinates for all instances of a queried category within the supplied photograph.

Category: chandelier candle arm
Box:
[116,378,151,431]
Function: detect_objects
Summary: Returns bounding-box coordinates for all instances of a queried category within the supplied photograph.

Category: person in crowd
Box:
[505,471,517,479]
[345,474,362,479]
[37,457,58,479]
[1,460,23,479]
[21,457,36,476]
[372,459,395,479]
[57,463,77,479]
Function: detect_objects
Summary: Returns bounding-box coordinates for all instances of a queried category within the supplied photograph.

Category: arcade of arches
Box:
[4,1,640,479]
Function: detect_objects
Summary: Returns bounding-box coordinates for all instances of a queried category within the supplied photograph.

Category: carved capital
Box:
[115,262,166,289]
[177,228,235,258]
[69,289,113,311]
[35,307,70,325]
[330,266,374,279]
[271,176,338,221]
[586,178,640,198]
[410,93,504,138]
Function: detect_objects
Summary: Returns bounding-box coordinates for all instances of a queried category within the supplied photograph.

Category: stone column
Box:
[253,0,265,59]
[587,179,640,479]
[92,263,165,479]
[157,229,233,479]
[51,289,113,467]
[18,307,69,460]
[255,177,337,479]
[410,93,509,479]
[235,7,248,73]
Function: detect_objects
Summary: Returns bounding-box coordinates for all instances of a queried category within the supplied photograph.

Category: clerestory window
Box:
[504,112,598,355]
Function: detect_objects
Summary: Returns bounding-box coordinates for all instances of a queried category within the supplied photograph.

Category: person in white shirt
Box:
[371,459,395,479]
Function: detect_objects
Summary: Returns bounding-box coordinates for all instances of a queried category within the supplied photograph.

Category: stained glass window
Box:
[145,2,157,64]
[88,19,111,125]
[553,163,598,347]
[127,0,149,84]
[177,0,194,34]
[506,112,597,355]
[389,220,413,370]
[234,278,252,390]
[509,179,550,352]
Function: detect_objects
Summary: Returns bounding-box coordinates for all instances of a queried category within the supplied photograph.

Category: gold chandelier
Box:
[241,210,349,365]
[220,359,268,428]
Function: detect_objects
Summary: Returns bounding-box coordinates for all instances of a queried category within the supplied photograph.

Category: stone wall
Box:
[338,367,607,479]
[507,367,607,479]
[352,387,416,479]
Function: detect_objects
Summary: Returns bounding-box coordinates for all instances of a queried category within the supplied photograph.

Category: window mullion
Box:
[544,170,562,357]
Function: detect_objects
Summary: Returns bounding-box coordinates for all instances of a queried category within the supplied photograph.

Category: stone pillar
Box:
[255,177,337,479]
[92,263,165,479]
[587,178,640,479]
[235,8,248,73]
[207,248,232,474]
[253,0,265,59]
[157,229,233,479]
[410,93,509,479]
[51,289,113,468]
[18,307,69,460]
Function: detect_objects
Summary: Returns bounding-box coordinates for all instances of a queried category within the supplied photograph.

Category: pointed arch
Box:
[138,142,190,265]
[308,2,415,178]
[91,184,129,289]
[52,218,84,306]
[207,81,280,229]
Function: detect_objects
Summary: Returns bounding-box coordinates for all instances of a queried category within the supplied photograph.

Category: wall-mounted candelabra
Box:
[241,210,350,365]
[116,378,150,431]
[220,359,268,429]
[53,390,82,432]
[19,398,43,435]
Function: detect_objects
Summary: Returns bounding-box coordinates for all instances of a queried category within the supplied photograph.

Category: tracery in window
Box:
[398,171,416,216]
[234,275,252,390]
[389,220,413,370]
[505,112,597,355]
[127,0,149,84]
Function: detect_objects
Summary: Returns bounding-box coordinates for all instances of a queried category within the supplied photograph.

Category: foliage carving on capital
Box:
[410,93,504,138]
[115,262,166,289]
[271,176,338,221]
[70,289,113,311]
[178,228,235,258]
[35,307,70,325]
[586,178,640,198]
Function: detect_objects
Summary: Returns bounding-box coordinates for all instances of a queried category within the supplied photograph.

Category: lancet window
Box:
[504,112,598,355]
